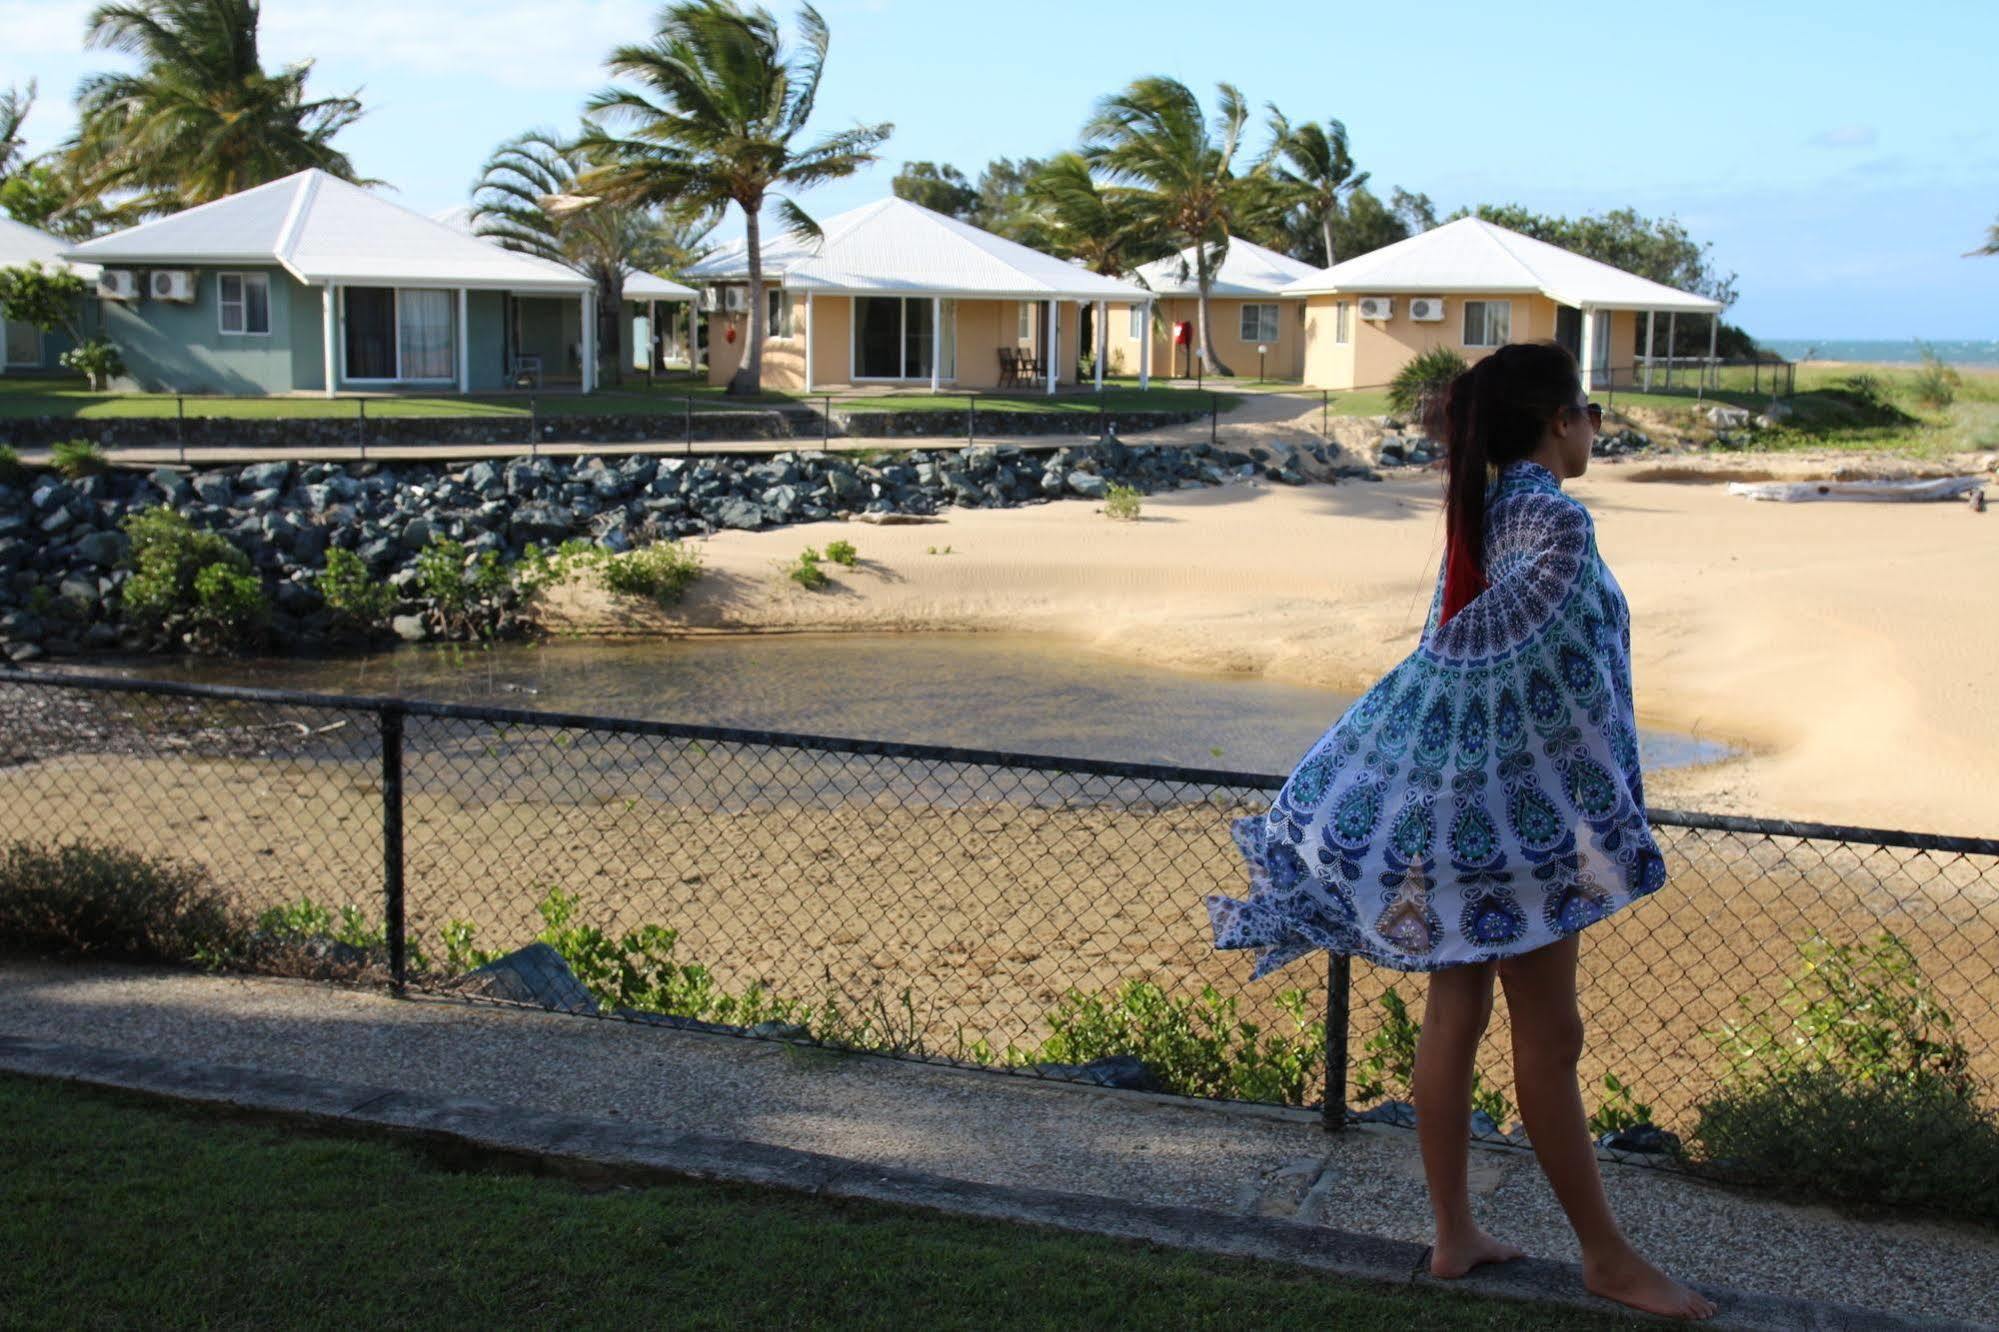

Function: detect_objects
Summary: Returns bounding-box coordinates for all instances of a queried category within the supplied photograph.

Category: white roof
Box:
[684,196,1148,302]
[66,170,592,293]
[0,216,99,280]
[1130,236,1321,298]
[431,205,694,301]
[1284,216,1723,313]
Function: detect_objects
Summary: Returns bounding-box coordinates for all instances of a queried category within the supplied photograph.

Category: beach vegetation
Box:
[50,437,107,478]
[581,0,892,395]
[0,841,236,963]
[315,546,393,630]
[1387,346,1468,418]
[414,535,511,631]
[1103,481,1141,520]
[1912,342,1962,409]
[599,539,704,603]
[0,444,26,487]
[120,505,267,651]
[782,546,829,589]
[822,538,858,567]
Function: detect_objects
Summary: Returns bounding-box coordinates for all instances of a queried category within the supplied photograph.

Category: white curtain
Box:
[398,289,454,380]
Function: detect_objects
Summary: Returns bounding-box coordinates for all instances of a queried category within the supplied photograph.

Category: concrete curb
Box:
[0,1033,1981,1332]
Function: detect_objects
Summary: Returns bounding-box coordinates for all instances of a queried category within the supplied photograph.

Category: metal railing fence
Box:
[4,671,1995,1175]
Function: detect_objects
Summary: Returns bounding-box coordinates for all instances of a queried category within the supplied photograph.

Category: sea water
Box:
[1759,338,1999,368]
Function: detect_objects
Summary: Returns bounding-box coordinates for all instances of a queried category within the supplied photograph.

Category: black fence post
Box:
[1321,388,1328,438]
[1323,952,1351,1132]
[528,395,537,458]
[380,704,407,996]
[1210,393,1218,446]
[824,394,832,447]
[176,395,186,466]
[356,397,367,461]
[684,395,693,456]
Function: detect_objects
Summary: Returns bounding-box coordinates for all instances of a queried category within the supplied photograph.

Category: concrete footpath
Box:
[1,959,1992,1331]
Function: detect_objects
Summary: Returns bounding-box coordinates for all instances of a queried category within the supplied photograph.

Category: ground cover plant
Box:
[0,1074,1623,1330]
[120,506,270,652]
[1103,481,1142,520]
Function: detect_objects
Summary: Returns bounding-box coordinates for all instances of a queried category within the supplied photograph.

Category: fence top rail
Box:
[9,668,1995,854]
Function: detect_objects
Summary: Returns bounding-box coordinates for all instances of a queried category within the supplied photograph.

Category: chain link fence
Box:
[5,671,1996,1188]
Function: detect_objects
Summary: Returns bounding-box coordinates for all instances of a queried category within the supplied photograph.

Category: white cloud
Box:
[1808,124,1878,149]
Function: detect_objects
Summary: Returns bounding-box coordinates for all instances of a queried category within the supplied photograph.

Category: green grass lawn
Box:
[0,1073,1622,1329]
[0,374,1228,421]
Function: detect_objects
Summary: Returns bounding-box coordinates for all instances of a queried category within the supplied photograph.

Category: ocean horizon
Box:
[1759,338,1999,367]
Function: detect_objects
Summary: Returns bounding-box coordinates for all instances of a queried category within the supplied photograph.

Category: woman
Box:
[1207,342,1715,1321]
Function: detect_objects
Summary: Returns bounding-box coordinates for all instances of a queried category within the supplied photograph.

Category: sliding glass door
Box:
[853,296,952,380]
[343,286,456,382]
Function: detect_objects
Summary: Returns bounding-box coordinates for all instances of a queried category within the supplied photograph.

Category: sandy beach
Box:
[544,459,1999,838]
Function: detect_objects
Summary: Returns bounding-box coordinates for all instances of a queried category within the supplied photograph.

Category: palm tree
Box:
[471,125,714,387]
[65,0,366,214]
[0,81,35,179]
[1023,153,1169,277]
[581,1,891,395]
[1083,77,1278,377]
[1265,111,1368,265]
[1973,216,1998,257]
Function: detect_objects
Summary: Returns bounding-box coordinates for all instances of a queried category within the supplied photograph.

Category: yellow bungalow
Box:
[680,197,1150,393]
[1102,237,1322,381]
[1285,217,1725,393]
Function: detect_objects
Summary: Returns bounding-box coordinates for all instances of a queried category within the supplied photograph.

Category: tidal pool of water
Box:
[121,632,1732,775]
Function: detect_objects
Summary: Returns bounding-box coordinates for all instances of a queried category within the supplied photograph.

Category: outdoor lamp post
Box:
[1257,344,1268,385]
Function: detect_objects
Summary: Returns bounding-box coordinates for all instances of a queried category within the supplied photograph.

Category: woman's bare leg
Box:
[1499,933,1716,1320]
[1414,960,1525,1276]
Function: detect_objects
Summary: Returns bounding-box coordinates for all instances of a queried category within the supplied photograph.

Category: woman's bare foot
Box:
[1429,1225,1527,1278]
[1583,1246,1718,1320]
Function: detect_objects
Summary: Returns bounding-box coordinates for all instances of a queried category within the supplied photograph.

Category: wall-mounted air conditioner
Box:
[98,270,139,301]
[1357,296,1393,321]
[721,285,747,313]
[697,286,721,311]
[150,270,197,302]
[1408,297,1445,322]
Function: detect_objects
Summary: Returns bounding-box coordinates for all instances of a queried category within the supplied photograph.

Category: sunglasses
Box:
[1570,401,1603,429]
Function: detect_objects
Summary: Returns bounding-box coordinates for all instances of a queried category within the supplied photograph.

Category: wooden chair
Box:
[997,347,1020,388]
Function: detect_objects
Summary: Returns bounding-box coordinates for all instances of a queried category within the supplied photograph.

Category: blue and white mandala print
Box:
[1206,460,1667,977]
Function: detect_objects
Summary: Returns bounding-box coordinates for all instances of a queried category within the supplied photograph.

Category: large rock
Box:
[450,942,598,1015]
[714,498,764,530]
[74,530,129,568]
[1030,1054,1162,1091]
[1066,471,1107,499]
[239,460,292,492]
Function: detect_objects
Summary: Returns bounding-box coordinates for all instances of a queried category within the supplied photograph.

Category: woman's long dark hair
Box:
[1436,342,1583,623]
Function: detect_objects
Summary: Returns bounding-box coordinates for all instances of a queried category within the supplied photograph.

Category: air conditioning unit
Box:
[697,286,721,311]
[721,285,747,313]
[98,270,139,301]
[1408,297,1445,322]
[1357,296,1393,321]
[149,269,197,302]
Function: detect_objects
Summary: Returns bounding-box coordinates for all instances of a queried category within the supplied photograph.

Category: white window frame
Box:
[338,286,457,385]
[1334,302,1351,345]
[1462,299,1512,349]
[1127,305,1145,339]
[218,271,271,337]
[1238,303,1279,344]
[766,287,792,339]
[1017,301,1031,342]
[852,296,950,382]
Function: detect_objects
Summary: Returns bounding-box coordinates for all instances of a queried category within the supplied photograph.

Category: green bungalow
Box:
[64,169,605,396]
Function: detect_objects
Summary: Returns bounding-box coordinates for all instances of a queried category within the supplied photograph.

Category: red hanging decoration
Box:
[724,324,738,344]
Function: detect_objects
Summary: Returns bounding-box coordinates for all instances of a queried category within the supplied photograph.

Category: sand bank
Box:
[542,462,1999,837]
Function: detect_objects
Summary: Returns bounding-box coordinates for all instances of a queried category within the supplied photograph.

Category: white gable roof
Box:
[1131,236,1322,298]
[1284,216,1722,313]
[430,205,694,301]
[66,170,591,293]
[684,197,1147,302]
[0,216,100,280]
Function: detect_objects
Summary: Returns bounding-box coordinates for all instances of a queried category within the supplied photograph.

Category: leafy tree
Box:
[63,0,368,215]
[0,81,34,179]
[471,124,709,387]
[0,264,90,343]
[890,161,977,219]
[1021,153,1170,276]
[582,0,892,396]
[1457,203,1737,308]
[1083,78,1282,376]
[1265,112,1368,264]
[969,156,1045,233]
[0,162,133,240]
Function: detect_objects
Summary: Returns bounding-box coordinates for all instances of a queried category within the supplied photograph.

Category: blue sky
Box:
[4,0,1995,340]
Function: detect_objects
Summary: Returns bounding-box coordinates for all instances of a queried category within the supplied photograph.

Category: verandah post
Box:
[1323,952,1351,1132]
[380,705,407,995]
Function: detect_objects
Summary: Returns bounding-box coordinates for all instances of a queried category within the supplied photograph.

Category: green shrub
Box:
[0,841,240,963]
[121,506,264,651]
[57,335,123,390]
[599,540,703,603]
[415,536,513,633]
[1387,347,1469,418]
[1026,980,1324,1105]
[1690,931,1998,1218]
[1103,482,1142,521]
[513,538,602,597]
[784,547,829,591]
[51,438,107,480]
[822,539,859,568]
[1912,342,1961,410]
[1586,1071,1655,1138]
[316,546,394,630]
[256,898,387,953]
[0,445,26,487]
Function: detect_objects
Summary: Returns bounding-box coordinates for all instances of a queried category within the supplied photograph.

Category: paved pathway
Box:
[1,959,1990,1329]
[10,392,1336,469]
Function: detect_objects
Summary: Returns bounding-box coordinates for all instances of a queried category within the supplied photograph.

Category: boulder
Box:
[1030,1054,1162,1091]
[1065,471,1107,499]
[390,614,427,642]
[1352,1099,1418,1128]
[714,498,764,530]
[239,460,292,492]
[193,473,233,507]
[74,530,129,568]
[1596,1122,1681,1155]
[449,942,599,1015]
